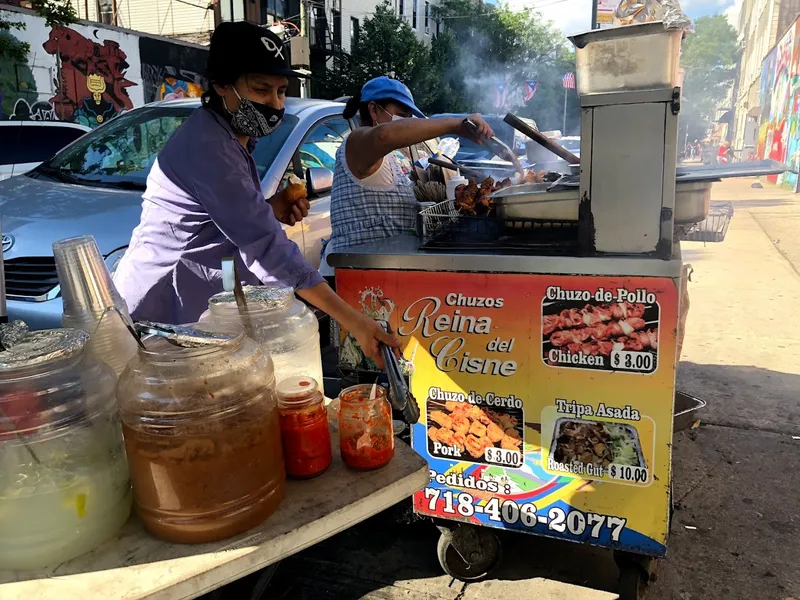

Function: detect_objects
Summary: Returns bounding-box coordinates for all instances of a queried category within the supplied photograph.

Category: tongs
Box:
[135,321,236,348]
[464,118,525,176]
[376,320,420,425]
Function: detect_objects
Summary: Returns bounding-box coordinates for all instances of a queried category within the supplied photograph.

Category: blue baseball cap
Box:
[360,76,425,118]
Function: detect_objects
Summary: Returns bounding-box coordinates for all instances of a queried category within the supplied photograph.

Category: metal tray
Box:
[491,184,580,221]
[673,391,706,431]
[675,159,793,181]
[549,416,646,472]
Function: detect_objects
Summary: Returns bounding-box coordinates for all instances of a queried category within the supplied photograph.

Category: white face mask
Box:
[377,104,407,123]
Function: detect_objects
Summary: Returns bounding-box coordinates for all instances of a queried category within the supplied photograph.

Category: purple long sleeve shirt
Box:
[113,106,324,324]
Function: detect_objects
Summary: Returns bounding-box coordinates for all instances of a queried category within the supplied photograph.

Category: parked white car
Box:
[0,120,91,180]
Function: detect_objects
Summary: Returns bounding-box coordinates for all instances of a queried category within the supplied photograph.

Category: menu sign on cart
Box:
[336,270,678,557]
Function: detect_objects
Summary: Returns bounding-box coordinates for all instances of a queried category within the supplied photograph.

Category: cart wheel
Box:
[436,527,501,581]
[618,564,648,600]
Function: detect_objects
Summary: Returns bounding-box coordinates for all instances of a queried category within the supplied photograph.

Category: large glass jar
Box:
[338,385,394,470]
[200,285,323,388]
[116,325,285,544]
[0,327,131,570]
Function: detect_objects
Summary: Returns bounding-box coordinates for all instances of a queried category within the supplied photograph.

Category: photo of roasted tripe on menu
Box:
[550,418,645,472]
[542,299,660,373]
[426,398,523,466]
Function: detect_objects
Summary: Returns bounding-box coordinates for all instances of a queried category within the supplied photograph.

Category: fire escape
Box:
[308,0,343,71]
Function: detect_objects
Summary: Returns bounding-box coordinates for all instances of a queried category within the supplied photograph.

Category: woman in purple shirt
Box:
[114,21,397,363]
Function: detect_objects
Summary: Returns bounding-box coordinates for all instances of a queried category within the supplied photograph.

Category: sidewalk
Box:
[263,178,800,600]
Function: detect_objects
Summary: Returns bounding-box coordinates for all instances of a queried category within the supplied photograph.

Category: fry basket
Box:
[683,201,734,243]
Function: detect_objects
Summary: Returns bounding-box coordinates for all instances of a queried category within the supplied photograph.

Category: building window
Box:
[220,0,246,21]
[332,9,342,49]
[351,17,360,48]
[399,0,404,17]
[412,0,417,28]
[424,1,429,32]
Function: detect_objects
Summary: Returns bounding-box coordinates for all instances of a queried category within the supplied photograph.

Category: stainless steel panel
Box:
[580,87,677,108]
[327,235,683,278]
[589,102,667,254]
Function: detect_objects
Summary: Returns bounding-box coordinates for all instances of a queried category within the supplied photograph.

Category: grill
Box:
[3,256,60,300]
[418,200,579,253]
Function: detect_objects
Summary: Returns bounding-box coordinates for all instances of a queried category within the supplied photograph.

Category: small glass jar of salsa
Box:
[338,384,394,470]
[276,377,332,479]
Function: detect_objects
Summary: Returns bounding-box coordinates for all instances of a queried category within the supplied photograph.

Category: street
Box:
[262,178,800,600]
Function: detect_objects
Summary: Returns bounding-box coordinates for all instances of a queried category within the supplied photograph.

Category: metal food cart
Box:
[329,23,789,600]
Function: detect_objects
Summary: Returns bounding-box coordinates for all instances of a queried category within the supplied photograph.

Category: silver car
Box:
[0,120,91,181]
[0,97,351,329]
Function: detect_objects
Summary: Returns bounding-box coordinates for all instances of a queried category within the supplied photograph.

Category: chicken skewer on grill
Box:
[550,317,647,347]
[543,302,647,336]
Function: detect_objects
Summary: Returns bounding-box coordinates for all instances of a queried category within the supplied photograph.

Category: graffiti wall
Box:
[0,7,207,128]
[758,19,800,189]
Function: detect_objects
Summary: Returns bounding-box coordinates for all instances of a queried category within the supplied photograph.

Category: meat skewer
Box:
[543,302,647,336]
[550,317,647,347]
[562,328,659,357]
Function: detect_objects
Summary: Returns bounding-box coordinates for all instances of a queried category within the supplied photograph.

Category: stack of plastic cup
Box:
[53,236,137,377]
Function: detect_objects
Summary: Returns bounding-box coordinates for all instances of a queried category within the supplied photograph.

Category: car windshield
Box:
[41,104,299,188]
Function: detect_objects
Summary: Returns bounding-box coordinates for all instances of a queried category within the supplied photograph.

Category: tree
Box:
[680,15,740,141]
[314,1,437,109]
[0,0,77,62]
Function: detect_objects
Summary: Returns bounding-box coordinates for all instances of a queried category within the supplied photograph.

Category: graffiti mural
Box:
[139,37,207,104]
[42,26,136,126]
[758,18,800,189]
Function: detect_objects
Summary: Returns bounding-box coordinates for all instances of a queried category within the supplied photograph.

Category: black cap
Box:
[206,22,307,84]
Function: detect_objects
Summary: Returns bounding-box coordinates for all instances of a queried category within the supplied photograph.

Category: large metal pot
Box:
[674,181,712,225]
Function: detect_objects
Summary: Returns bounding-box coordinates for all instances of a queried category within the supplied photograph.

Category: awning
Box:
[718,110,734,124]
[747,105,760,118]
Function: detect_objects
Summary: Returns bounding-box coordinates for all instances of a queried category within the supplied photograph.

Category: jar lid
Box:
[209,285,294,311]
[276,376,319,400]
[0,327,88,370]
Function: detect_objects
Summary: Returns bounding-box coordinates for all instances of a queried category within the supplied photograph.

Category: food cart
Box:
[328,22,789,600]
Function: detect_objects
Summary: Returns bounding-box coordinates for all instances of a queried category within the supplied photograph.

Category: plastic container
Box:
[446,173,469,201]
[116,324,285,544]
[0,327,131,570]
[338,384,394,470]
[276,377,332,479]
[53,235,137,376]
[201,285,323,388]
[569,22,683,94]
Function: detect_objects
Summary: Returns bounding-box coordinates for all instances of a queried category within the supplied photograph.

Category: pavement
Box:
[258,178,800,600]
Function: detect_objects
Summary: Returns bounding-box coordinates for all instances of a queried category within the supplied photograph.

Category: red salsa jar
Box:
[338,384,394,470]
[276,377,332,479]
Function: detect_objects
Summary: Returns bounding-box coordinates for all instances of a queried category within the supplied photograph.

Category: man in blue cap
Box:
[320,76,493,276]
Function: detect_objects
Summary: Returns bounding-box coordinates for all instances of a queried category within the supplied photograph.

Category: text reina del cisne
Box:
[399,293,517,377]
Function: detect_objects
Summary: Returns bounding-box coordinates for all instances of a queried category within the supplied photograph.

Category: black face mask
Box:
[225,86,285,137]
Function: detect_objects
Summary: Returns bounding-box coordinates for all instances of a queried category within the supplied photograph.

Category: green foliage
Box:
[680,14,741,140]
[315,1,438,109]
[314,0,579,131]
[0,1,76,61]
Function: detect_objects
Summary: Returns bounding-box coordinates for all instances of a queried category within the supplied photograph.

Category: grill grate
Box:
[418,200,579,253]
[3,256,59,299]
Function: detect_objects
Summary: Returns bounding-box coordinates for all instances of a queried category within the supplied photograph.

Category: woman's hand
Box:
[349,313,401,368]
[268,186,310,226]
[456,114,495,144]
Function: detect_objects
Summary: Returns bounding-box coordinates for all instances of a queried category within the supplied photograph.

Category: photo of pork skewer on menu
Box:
[542,300,660,373]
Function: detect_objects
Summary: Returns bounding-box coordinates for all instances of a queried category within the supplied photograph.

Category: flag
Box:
[524,80,539,102]
[494,83,509,109]
[562,73,576,89]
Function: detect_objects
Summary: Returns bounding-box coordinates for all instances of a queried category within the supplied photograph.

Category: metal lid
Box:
[0,327,88,369]
[209,285,294,311]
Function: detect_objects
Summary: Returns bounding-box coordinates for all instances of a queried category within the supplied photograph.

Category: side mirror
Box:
[307,167,333,196]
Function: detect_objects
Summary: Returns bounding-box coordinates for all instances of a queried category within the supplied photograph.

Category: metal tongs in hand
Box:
[376,320,420,425]
[464,118,525,177]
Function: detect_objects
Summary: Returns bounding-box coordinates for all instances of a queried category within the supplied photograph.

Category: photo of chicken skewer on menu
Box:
[427,398,524,466]
[542,300,660,373]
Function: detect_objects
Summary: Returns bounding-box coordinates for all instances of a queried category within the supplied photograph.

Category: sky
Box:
[497,0,742,36]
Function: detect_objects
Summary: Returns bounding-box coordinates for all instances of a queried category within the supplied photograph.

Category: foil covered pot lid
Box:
[209,284,294,311]
[0,326,88,369]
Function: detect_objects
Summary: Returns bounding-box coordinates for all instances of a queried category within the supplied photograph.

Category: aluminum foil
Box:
[0,320,30,350]
[208,285,294,311]
[0,328,88,369]
[136,321,237,348]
